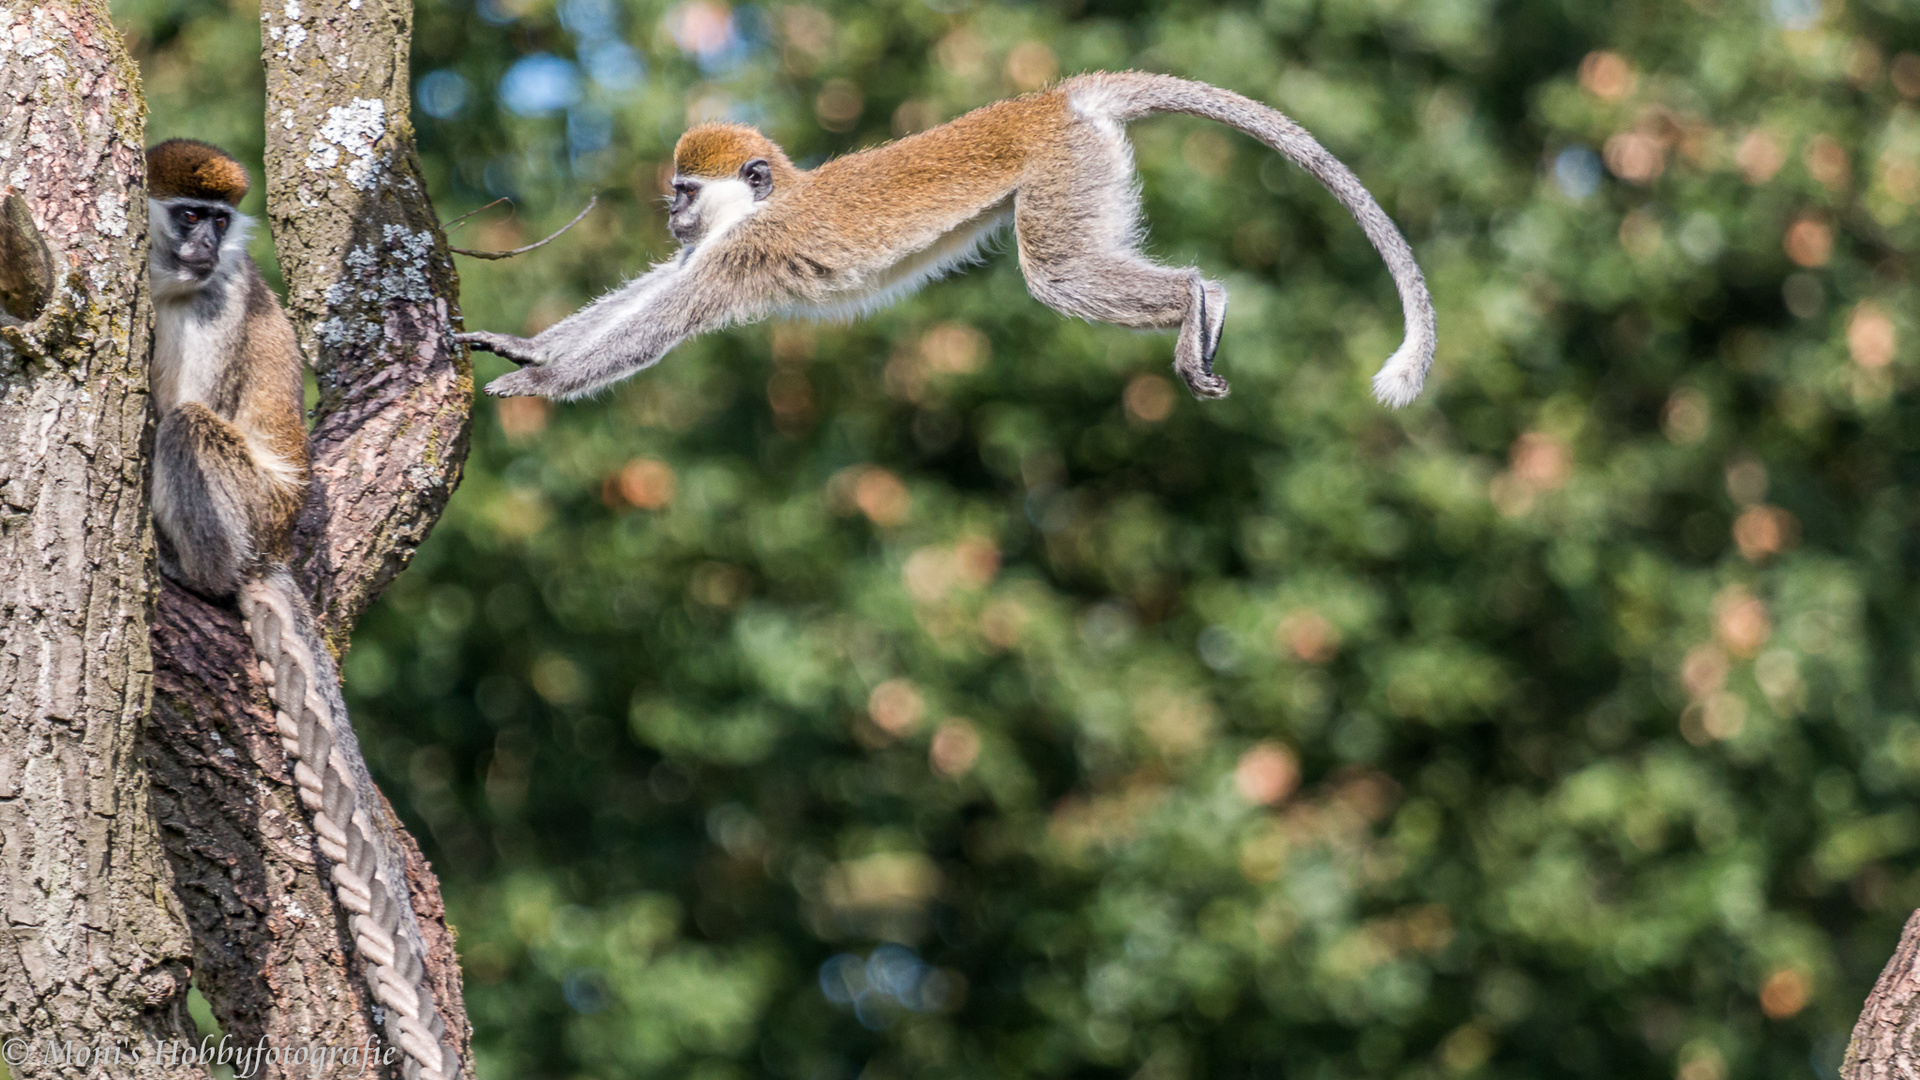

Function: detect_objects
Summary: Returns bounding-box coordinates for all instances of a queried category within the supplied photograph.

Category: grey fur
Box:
[239,571,463,1080]
[1080,73,1436,406]
[153,403,254,595]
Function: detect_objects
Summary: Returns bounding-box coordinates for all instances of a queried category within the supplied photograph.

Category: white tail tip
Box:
[1369,338,1432,409]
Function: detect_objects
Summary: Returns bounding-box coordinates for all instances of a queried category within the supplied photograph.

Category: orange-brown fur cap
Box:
[147,139,251,204]
[672,123,799,182]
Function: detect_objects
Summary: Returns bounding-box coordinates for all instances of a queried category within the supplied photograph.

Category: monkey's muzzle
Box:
[176,241,219,280]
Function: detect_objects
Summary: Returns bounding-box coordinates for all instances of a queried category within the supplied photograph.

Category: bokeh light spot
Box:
[499,53,582,116]
[417,69,470,119]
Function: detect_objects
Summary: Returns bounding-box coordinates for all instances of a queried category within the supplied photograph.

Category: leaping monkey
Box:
[460,71,1436,407]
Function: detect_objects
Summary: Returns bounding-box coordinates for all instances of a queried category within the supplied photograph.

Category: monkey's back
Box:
[233,268,309,460]
[771,91,1072,264]
[228,263,311,552]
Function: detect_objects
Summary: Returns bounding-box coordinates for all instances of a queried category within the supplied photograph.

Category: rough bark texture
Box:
[261,0,469,642]
[0,0,209,1074]
[142,0,473,1068]
[1844,911,1920,1078]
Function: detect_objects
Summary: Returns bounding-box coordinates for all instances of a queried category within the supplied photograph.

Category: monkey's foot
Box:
[1174,278,1230,399]
[455,331,545,367]
[1202,285,1226,365]
[1178,365,1231,400]
[484,366,562,399]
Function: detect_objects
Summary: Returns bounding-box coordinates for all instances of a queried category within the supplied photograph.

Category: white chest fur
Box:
[150,294,239,417]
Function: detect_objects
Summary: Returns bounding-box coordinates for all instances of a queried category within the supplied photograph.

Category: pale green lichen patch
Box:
[264,0,308,59]
[305,98,387,191]
[314,224,436,349]
[94,191,126,237]
[4,8,62,64]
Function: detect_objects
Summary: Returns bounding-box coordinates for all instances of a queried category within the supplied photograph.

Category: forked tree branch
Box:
[142,0,474,1069]
[442,197,512,232]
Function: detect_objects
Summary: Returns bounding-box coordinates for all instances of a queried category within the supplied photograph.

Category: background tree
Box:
[75,0,1920,1077]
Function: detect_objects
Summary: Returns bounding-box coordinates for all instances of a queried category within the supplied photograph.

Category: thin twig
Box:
[441,197,513,234]
[450,195,597,260]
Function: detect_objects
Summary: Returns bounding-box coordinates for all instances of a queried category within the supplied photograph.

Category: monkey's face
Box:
[154,198,235,283]
[668,158,774,246]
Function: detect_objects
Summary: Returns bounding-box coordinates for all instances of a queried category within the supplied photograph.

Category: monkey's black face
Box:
[668,158,774,246]
[667,176,707,245]
[166,200,234,280]
[669,178,700,216]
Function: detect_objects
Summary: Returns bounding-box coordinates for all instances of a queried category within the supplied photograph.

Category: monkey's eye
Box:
[180,209,201,224]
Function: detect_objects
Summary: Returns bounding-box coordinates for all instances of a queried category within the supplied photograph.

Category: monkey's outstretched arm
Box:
[457,259,682,369]
[467,252,771,400]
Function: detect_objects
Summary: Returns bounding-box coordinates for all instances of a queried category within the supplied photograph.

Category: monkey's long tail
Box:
[238,567,464,1080]
[1085,72,1437,408]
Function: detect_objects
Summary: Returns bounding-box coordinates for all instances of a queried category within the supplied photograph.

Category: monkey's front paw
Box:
[456,331,546,367]
[484,366,560,399]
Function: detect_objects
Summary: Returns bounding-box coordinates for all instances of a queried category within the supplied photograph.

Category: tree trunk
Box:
[1843,911,1920,1077]
[143,0,473,1070]
[0,0,209,1073]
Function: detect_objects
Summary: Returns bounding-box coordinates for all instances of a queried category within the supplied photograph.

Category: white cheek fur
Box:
[693,178,759,242]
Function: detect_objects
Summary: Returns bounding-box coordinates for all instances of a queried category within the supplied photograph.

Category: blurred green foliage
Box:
[116,0,1920,1075]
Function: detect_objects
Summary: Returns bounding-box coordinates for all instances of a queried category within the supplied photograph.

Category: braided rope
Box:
[237,569,462,1080]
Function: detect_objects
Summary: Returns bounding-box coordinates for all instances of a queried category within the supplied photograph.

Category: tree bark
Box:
[143,0,472,1069]
[260,0,471,640]
[0,0,209,1074]
[1843,911,1920,1077]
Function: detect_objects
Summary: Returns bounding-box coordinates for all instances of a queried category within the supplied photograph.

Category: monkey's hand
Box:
[455,331,546,367]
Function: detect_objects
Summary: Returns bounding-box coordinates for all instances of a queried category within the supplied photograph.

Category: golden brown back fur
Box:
[678,93,1065,268]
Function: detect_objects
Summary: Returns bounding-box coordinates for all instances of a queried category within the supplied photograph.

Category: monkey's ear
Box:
[742,158,773,201]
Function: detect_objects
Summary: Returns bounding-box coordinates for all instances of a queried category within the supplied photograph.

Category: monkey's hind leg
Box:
[1012,143,1232,400]
[1020,250,1230,400]
[153,403,263,598]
